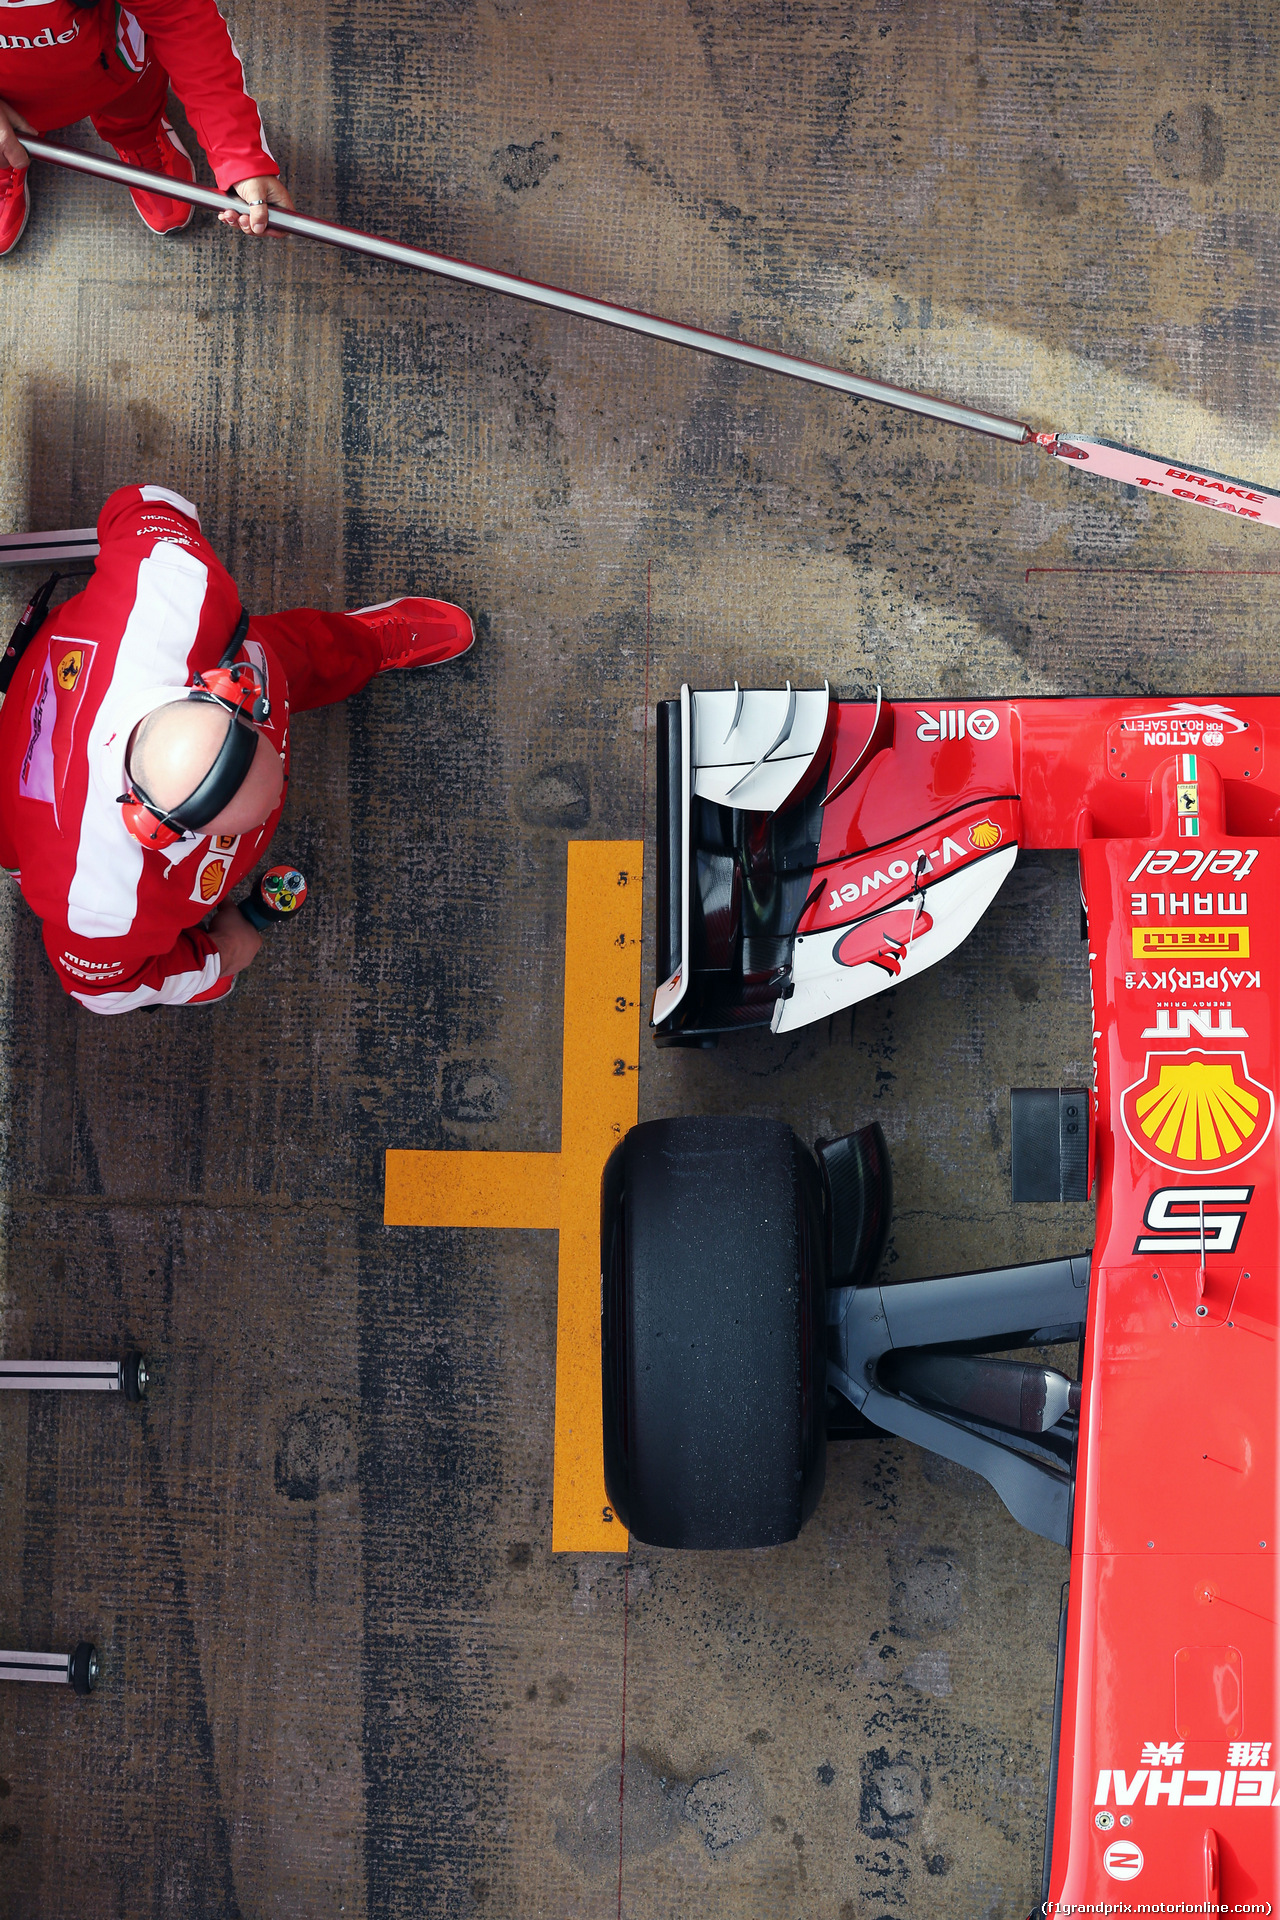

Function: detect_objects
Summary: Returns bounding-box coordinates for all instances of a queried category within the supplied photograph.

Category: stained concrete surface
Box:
[2,1,1280,1915]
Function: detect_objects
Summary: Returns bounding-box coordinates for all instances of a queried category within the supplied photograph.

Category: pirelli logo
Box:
[1133,926,1250,958]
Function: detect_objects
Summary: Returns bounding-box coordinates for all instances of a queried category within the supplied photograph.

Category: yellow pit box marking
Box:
[384,840,642,1552]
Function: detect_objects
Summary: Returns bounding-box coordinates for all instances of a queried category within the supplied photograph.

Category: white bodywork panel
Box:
[690,682,831,812]
[651,685,694,1027]
[772,844,1018,1033]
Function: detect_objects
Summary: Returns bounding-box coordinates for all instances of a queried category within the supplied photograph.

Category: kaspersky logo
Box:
[1121,1049,1274,1174]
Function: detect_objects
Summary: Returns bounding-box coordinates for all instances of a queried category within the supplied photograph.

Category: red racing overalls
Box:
[0,484,382,1011]
[0,0,276,190]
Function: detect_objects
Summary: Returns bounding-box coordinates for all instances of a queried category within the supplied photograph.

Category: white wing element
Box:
[651,685,694,1027]
[652,683,832,1029]
[772,844,1018,1034]
[691,683,831,811]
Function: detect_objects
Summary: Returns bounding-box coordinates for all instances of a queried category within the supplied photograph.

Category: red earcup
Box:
[194,664,265,714]
[120,797,183,849]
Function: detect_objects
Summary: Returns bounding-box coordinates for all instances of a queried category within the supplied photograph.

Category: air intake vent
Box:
[1011,1088,1090,1202]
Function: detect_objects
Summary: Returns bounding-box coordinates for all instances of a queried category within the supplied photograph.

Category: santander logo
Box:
[0,19,81,44]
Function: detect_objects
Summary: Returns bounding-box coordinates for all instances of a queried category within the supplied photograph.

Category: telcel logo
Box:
[915,707,1000,742]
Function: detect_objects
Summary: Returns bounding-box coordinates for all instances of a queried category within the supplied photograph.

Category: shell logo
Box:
[968,819,1002,851]
[198,858,228,903]
[1121,1050,1274,1174]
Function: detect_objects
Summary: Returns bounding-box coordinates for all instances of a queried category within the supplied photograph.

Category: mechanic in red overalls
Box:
[0,483,474,1011]
[0,0,292,255]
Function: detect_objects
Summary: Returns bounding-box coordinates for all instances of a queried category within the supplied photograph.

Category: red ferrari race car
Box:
[602,687,1280,1912]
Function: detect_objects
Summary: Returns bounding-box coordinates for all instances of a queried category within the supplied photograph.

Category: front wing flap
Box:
[652,685,1023,1041]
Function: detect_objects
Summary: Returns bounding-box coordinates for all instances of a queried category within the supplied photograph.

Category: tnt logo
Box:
[1140,1006,1248,1040]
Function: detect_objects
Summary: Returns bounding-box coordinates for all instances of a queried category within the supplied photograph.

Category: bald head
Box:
[127,702,285,837]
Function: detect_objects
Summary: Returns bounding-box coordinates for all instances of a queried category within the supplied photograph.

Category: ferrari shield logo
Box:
[1121,1049,1274,1173]
[56,649,84,691]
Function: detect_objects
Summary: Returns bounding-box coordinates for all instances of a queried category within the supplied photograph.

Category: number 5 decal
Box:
[1133,1185,1253,1255]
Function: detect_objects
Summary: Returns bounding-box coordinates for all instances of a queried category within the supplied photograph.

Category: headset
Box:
[119,612,272,849]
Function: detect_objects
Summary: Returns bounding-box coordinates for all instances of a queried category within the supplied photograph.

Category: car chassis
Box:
[602,685,1280,1910]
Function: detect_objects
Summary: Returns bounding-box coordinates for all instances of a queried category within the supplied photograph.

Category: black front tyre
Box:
[601,1116,827,1550]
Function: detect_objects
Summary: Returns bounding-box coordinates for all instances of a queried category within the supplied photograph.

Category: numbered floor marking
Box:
[383,840,643,1552]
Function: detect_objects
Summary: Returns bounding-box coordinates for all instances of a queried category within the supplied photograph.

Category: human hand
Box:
[221,173,294,237]
[0,98,35,171]
[207,900,263,976]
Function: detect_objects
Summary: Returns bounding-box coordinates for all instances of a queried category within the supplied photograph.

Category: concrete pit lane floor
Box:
[1,2,1278,1914]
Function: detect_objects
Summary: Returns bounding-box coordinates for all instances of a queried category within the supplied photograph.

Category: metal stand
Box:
[0,1367,138,1702]
[0,1644,98,1694]
[0,1354,147,1400]
[0,527,98,567]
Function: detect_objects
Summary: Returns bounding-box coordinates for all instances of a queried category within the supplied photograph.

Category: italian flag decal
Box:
[1177,753,1200,837]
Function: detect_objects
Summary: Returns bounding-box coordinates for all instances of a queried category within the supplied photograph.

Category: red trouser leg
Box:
[87,59,171,151]
[247,609,385,714]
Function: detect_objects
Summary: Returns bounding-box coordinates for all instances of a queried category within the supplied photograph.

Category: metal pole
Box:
[0,1354,148,1398]
[25,138,1036,447]
[0,1643,99,1693]
[0,527,98,566]
[0,1360,120,1389]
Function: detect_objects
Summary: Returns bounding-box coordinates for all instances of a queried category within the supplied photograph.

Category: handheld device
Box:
[237,865,308,932]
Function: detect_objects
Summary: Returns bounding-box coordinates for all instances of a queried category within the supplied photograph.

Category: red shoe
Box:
[185,971,238,1005]
[0,167,30,256]
[350,596,475,670]
[111,117,195,235]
